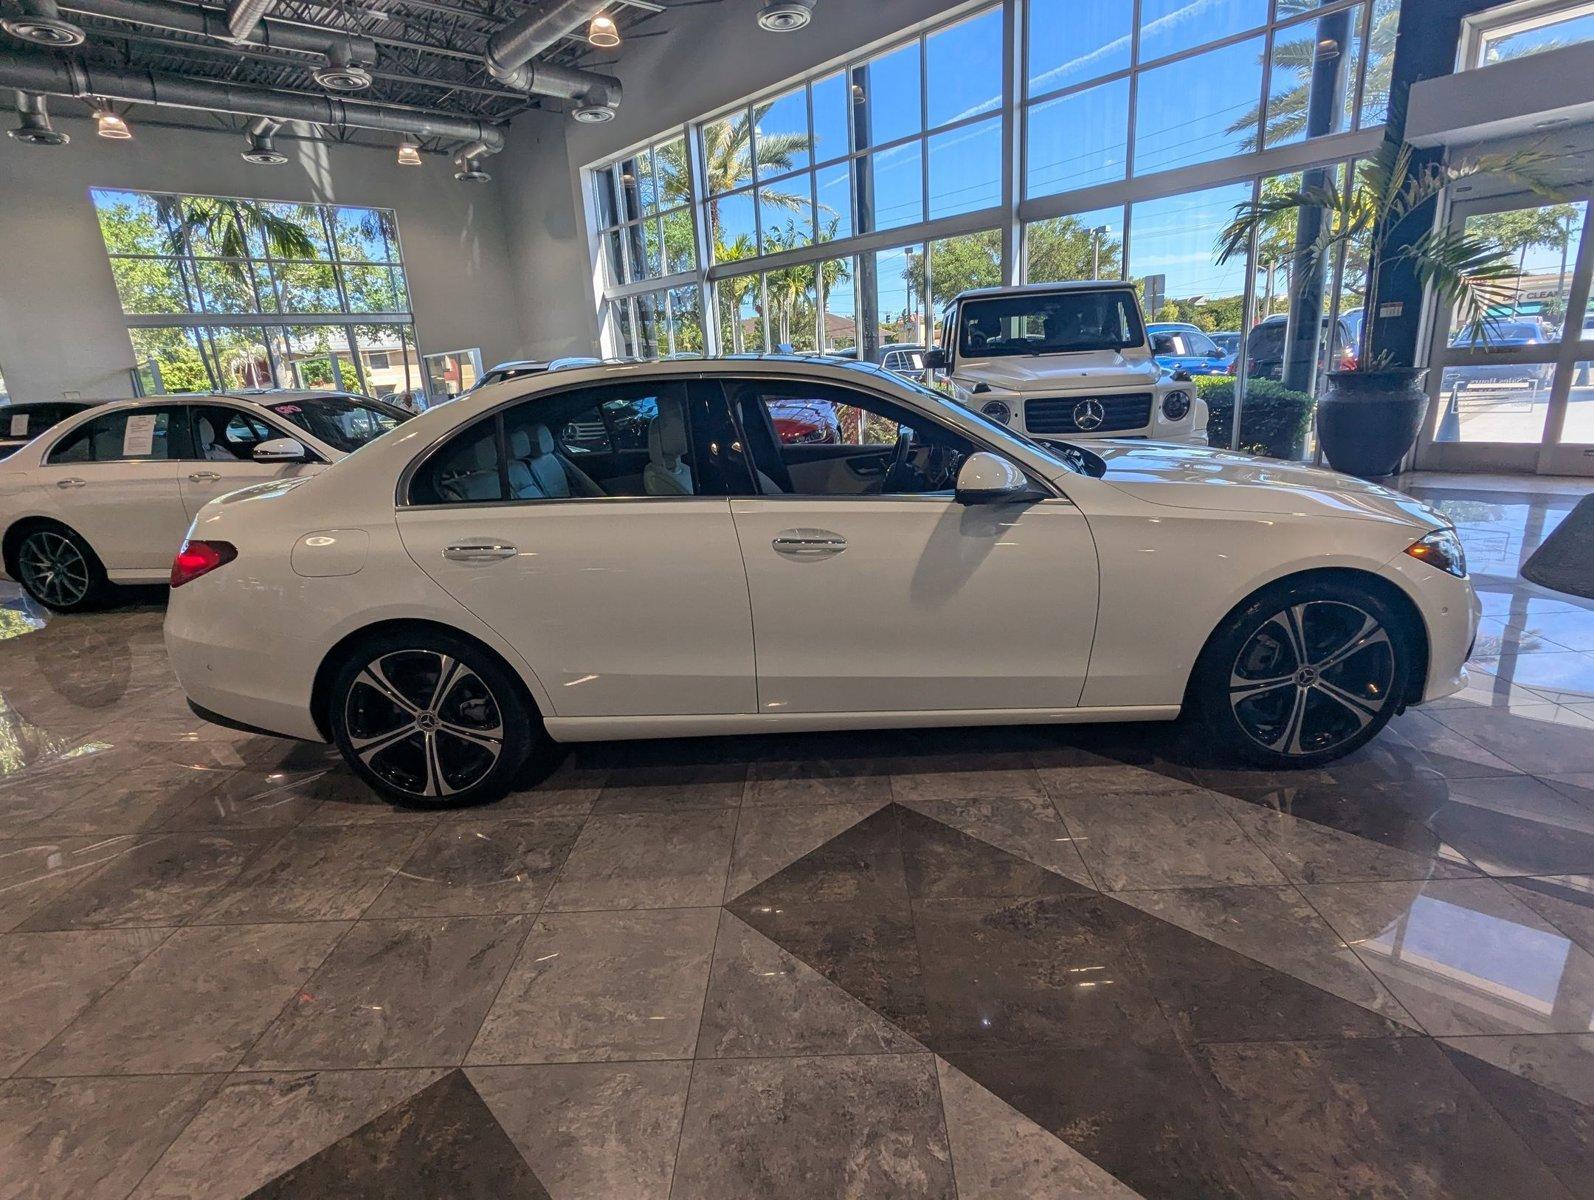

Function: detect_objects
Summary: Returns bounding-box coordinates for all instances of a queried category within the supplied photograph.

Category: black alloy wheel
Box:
[330,632,540,806]
[1196,580,1412,767]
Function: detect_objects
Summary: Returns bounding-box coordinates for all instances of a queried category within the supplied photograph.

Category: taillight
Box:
[171,539,237,588]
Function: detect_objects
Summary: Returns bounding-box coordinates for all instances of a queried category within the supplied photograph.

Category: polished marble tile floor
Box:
[0,478,1591,1198]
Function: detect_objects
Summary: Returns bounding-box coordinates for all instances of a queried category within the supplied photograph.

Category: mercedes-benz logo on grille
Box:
[1072,398,1106,431]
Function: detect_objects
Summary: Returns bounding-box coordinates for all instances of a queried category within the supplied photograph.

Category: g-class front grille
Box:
[1024,393,1153,434]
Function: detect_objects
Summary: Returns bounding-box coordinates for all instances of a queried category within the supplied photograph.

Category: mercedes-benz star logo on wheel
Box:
[1072,398,1105,431]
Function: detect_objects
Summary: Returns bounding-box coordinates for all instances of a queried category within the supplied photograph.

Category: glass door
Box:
[1415,190,1594,476]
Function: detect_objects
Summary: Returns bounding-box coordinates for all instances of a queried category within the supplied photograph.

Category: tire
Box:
[11,523,108,613]
[328,628,546,807]
[1191,577,1414,769]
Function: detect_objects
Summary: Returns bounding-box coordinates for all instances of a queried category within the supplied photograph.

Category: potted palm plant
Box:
[1217,139,1559,476]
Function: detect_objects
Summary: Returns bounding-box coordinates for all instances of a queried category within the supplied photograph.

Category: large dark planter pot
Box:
[1316,368,1428,478]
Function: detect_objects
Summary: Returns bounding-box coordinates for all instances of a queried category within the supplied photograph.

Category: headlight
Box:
[1405,528,1467,578]
[980,399,1012,425]
[1161,390,1192,421]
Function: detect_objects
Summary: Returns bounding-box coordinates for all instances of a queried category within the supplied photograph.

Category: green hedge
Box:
[1195,376,1315,460]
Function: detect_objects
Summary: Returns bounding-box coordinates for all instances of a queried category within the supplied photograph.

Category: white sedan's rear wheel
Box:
[14,524,107,612]
[1194,578,1414,768]
[329,630,542,806]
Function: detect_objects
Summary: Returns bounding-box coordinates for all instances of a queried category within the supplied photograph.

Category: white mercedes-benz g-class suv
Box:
[926,281,1209,445]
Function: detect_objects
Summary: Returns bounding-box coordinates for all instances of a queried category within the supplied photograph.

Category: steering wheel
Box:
[881,427,919,493]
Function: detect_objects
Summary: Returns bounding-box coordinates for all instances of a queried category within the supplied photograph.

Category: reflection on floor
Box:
[0,475,1591,1198]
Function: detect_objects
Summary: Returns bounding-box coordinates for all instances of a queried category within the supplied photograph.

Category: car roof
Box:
[948,280,1136,306]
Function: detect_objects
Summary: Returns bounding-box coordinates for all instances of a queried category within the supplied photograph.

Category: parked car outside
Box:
[0,400,95,461]
[1146,323,1234,376]
[1210,331,1241,358]
[930,282,1208,443]
[0,390,410,611]
[1235,312,1358,382]
[164,356,1476,806]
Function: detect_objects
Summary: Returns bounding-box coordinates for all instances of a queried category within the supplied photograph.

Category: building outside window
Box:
[1464,0,1594,68]
[91,189,422,401]
[584,0,1403,459]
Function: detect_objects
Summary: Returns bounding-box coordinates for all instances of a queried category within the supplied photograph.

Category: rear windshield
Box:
[959,290,1144,358]
[267,396,407,452]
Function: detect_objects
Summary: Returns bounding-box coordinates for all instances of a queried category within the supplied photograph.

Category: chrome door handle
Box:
[772,529,847,557]
[443,542,518,562]
[55,478,86,489]
[188,471,222,482]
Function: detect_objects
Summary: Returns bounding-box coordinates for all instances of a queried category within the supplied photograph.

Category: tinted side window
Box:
[48,408,176,464]
[187,405,278,461]
[410,419,504,505]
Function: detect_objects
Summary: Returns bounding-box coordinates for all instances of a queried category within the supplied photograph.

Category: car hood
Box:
[1086,441,1449,528]
[955,351,1162,393]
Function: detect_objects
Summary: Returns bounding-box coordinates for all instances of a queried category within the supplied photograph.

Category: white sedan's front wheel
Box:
[329,630,542,806]
[1193,578,1414,768]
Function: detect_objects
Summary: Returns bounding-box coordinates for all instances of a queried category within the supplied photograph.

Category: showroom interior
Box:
[1,0,1593,1195]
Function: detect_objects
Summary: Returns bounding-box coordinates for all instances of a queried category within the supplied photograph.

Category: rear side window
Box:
[409,419,504,505]
[48,408,177,464]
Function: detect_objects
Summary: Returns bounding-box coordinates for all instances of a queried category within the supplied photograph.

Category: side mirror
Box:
[254,436,308,462]
[955,451,1036,505]
[924,347,948,371]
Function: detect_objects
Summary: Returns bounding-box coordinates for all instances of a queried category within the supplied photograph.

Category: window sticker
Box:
[9,414,26,437]
[122,413,158,457]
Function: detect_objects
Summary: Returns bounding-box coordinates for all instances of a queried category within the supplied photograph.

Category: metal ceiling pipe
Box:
[484,0,607,84]
[0,48,505,153]
[9,89,70,143]
[225,0,272,42]
[60,0,376,67]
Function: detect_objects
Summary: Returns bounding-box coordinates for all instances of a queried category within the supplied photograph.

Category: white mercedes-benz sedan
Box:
[0,390,409,611]
[163,357,1479,805]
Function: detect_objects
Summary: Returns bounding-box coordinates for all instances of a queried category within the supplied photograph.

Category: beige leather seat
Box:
[643,401,693,496]
[508,423,604,500]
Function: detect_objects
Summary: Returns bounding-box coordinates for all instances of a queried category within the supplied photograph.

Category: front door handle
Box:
[188,471,222,482]
[56,478,86,489]
[443,542,518,562]
[772,528,847,557]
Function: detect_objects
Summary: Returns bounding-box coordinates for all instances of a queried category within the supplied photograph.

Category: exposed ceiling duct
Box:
[240,113,285,163]
[8,89,67,143]
[0,47,505,157]
[1,0,85,46]
[224,0,271,43]
[56,0,378,90]
[484,0,622,120]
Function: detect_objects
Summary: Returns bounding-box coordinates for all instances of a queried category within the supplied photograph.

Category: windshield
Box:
[267,396,407,452]
[959,290,1144,358]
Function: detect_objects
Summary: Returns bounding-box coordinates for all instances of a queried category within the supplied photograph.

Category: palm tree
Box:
[1217,139,1561,364]
[1229,3,1398,152]
[158,196,317,276]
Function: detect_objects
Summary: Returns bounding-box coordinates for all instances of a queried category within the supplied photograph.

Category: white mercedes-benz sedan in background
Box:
[164,357,1480,805]
[0,390,408,611]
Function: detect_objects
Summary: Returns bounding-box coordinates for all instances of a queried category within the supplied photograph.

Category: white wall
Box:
[0,116,525,402]
[496,0,981,356]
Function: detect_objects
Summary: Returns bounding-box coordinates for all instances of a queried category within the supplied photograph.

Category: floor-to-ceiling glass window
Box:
[585,0,1402,461]
[92,190,421,401]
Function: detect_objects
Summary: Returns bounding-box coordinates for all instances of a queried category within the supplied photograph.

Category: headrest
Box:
[197,416,216,441]
[509,423,556,459]
[647,400,688,463]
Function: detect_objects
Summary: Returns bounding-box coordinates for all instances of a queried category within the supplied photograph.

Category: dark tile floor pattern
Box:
[0,478,1590,1197]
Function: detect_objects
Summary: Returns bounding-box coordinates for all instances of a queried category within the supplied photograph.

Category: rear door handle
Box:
[188,471,222,482]
[443,542,518,562]
[56,477,86,489]
[772,528,847,557]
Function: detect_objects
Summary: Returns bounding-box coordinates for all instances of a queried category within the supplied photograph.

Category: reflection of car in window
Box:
[266,395,408,453]
[932,282,1207,444]
[769,398,842,444]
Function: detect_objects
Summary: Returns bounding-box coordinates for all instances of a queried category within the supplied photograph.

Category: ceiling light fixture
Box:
[757,0,815,33]
[587,13,620,48]
[396,138,422,166]
[94,104,131,139]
